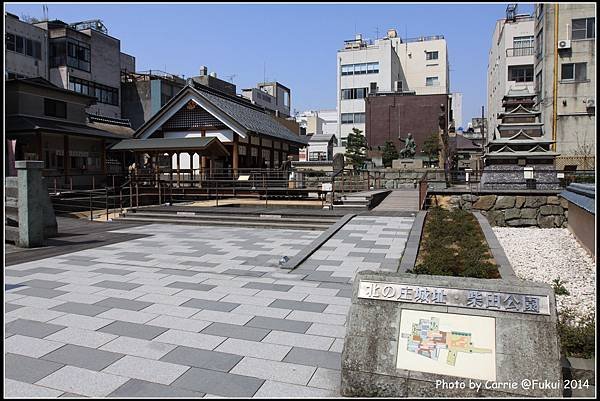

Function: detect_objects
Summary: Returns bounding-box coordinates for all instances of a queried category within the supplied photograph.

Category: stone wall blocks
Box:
[472,195,497,210]
[515,196,526,208]
[524,196,547,208]
[494,195,516,210]
[547,196,560,205]
[539,205,564,216]
[537,215,556,228]
[503,208,520,220]
[519,208,538,219]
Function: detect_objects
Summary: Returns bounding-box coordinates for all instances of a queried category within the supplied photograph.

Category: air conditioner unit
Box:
[558,40,571,50]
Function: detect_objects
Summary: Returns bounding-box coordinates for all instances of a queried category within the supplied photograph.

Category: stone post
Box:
[16,160,45,248]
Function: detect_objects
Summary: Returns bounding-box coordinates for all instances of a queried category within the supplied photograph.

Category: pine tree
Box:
[423,132,441,166]
[382,141,399,167]
[344,128,368,171]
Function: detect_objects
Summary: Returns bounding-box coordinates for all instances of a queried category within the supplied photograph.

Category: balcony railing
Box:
[506,47,534,57]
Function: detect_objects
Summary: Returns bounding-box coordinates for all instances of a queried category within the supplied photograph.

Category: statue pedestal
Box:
[392,159,423,169]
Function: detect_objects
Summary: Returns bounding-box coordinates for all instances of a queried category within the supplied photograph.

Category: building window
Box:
[512,35,534,56]
[69,76,119,106]
[341,87,368,100]
[340,112,365,124]
[5,33,42,60]
[426,51,439,60]
[340,62,379,76]
[561,63,587,81]
[309,152,327,161]
[508,65,534,82]
[66,40,91,72]
[44,99,67,119]
[572,18,595,40]
[535,71,543,99]
[426,76,439,86]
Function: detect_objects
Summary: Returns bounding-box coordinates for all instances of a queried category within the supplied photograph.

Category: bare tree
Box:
[573,131,595,170]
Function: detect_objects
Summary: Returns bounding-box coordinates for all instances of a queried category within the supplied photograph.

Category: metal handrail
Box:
[505,47,535,57]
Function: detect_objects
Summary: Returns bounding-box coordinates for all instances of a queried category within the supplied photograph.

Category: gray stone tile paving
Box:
[14,287,68,299]
[50,302,110,317]
[4,219,413,397]
[41,344,125,371]
[245,316,311,334]
[94,297,154,311]
[269,299,328,312]
[181,298,240,312]
[97,320,168,340]
[5,319,66,339]
[108,379,205,397]
[172,367,264,397]
[160,346,243,372]
[283,347,342,370]
[5,353,64,383]
[201,322,270,341]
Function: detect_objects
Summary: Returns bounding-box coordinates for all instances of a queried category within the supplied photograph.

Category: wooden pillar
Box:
[176,152,181,186]
[101,139,107,175]
[232,136,239,178]
[63,135,69,183]
[201,130,207,180]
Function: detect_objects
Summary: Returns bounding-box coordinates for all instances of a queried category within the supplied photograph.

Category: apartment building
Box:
[451,92,463,129]
[487,6,535,142]
[533,3,595,169]
[242,81,291,117]
[32,19,135,119]
[336,29,449,153]
[121,70,186,129]
[295,109,338,137]
[5,12,48,80]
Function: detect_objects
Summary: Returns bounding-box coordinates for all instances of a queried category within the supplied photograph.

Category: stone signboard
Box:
[341,271,562,397]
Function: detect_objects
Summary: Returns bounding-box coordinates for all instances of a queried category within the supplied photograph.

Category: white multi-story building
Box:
[451,92,463,129]
[5,12,48,80]
[487,8,535,142]
[295,109,338,137]
[534,3,595,169]
[336,29,449,153]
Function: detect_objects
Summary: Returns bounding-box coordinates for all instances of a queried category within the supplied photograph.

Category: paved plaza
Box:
[5,215,414,398]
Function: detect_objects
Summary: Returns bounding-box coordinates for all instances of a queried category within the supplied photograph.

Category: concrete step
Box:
[123,211,338,225]
[5,226,19,243]
[117,215,329,230]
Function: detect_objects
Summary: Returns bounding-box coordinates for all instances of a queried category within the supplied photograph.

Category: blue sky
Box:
[6,2,534,123]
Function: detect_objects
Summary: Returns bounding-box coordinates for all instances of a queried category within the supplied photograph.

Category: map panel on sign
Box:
[397,309,496,381]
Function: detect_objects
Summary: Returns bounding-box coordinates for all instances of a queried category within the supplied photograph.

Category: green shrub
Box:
[552,278,570,296]
[557,308,595,359]
[409,207,500,279]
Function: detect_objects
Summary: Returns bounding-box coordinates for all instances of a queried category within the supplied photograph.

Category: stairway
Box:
[373,189,420,212]
[116,207,340,231]
[332,190,391,210]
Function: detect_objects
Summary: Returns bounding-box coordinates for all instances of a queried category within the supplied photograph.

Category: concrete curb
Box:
[398,210,426,273]
[473,211,517,279]
[280,213,356,270]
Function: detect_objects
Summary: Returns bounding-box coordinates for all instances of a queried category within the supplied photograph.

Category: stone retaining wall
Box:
[437,194,568,228]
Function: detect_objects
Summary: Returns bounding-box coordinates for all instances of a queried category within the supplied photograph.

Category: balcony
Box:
[506,47,534,57]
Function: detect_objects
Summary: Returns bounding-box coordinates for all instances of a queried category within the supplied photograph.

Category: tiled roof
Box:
[6,115,126,140]
[560,183,595,214]
[194,86,307,146]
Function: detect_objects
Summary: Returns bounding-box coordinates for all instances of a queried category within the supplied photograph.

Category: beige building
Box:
[336,29,449,153]
[534,3,596,170]
[5,12,48,80]
[487,9,535,140]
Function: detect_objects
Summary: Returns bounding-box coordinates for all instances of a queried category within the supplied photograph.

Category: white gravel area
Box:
[493,227,596,322]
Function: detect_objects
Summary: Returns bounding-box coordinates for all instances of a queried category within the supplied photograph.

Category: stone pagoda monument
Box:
[481,87,560,189]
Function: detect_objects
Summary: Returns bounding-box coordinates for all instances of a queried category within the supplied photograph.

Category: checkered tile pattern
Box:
[5,217,413,397]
